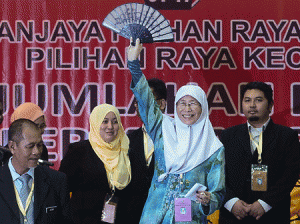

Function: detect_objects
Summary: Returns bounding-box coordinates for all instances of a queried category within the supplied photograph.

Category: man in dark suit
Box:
[219,82,300,224]
[0,119,72,224]
[127,78,167,223]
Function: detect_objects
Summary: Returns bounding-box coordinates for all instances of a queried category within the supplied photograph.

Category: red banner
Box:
[1,0,300,170]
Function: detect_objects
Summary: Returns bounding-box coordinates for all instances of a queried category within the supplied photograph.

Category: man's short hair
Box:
[8,119,39,145]
[241,82,273,105]
[148,78,167,101]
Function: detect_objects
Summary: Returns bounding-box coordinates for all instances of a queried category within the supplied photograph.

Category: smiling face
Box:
[176,95,202,126]
[242,89,273,128]
[10,125,43,175]
[99,111,119,143]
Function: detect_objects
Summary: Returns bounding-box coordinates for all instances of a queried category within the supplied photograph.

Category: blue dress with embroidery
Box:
[128,60,225,224]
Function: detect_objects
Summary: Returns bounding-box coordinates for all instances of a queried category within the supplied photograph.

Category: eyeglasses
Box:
[177,101,200,109]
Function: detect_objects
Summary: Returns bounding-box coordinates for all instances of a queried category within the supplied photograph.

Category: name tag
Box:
[46,206,57,213]
[101,193,119,224]
[251,164,268,191]
[174,198,192,222]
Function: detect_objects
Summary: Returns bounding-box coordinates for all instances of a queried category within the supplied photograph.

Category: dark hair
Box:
[147,78,167,100]
[8,119,39,144]
[241,82,273,105]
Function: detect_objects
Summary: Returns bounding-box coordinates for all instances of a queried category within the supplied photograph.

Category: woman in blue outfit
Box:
[127,38,225,224]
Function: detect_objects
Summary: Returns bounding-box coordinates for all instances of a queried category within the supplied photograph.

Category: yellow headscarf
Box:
[89,104,131,190]
[11,102,44,122]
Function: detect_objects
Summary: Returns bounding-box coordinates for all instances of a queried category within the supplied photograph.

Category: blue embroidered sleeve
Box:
[128,60,163,144]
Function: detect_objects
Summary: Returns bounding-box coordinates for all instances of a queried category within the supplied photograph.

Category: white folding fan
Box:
[102,3,174,44]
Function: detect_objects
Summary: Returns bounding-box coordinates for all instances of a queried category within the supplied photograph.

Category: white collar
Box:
[247,118,270,132]
[8,157,35,181]
[141,124,147,133]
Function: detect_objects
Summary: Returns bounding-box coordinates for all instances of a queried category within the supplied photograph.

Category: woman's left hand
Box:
[196,191,211,206]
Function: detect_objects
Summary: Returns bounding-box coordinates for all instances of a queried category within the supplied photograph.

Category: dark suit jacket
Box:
[219,119,300,224]
[59,140,134,224]
[127,127,155,223]
[0,163,72,224]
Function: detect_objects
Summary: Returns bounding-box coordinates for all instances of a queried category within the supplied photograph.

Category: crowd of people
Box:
[0,38,299,224]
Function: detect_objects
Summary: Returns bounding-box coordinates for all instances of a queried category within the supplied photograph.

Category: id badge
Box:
[251,164,268,191]
[174,198,192,222]
[101,193,119,223]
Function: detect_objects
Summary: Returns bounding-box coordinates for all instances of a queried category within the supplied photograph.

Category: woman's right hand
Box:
[196,191,211,206]
[127,37,143,61]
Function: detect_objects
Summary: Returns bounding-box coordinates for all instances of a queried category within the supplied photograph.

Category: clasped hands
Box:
[232,200,265,221]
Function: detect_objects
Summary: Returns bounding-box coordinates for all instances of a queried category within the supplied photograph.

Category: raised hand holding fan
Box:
[102,3,174,45]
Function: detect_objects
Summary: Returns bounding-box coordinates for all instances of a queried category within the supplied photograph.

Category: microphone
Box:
[38,159,54,166]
